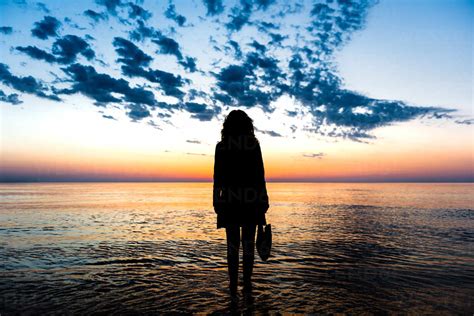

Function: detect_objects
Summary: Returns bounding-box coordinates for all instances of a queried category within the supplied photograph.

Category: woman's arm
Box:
[255,142,269,213]
[213,143,224,213]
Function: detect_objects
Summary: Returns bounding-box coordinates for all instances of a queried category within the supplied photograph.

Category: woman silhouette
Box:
[213,110,269,296]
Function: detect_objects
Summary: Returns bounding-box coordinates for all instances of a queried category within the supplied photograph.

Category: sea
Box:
[1,182,473,314]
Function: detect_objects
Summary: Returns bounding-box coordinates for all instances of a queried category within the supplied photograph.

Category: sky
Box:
[0,0,472,182]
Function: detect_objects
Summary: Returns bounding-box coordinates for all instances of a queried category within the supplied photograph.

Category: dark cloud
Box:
[16,46,56,63]
[113,37,187,99]
[227,40,242,59]
[255,127,282,137]
[186,139,201,144]
[64,17,85,30]
[128,21,194,75]
[182,102,219,121]
[455,119,474,125]
[288,68,454,139]
[17,35,95,64]
[249,40,266,53]
[59,63,158,109]
[113,37,152,68]
[147,120,162,130]
[36,2,50,13]
[84,9,107,22]
[213,49,285,112]
[3,0,461,137]
[226,7,251,32]
[102,114,116,120]
[31,16,61,40]
[256,0,455,139]
[226,0,277,32]
[165,3,186,26]
[302,152,324,159]
[268,32,287,46]
[128,3,151,20]
[143,69,187,98]
[286,110,298,117]
[152,36,183,60]
[52,35,95,63]
[127,103,151,120]
[0,26,13,35]
[0,89,22,105]
[179,57,197,72]
[202,0,224,16]
[0,63,60,101]
[95,0,123,15]
[256,21,279,32]
[129,20,158,41]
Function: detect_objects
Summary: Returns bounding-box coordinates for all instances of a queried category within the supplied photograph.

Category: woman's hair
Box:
[221,110,256,141]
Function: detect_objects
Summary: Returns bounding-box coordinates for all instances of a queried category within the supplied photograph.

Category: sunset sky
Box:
[0,0,472,182]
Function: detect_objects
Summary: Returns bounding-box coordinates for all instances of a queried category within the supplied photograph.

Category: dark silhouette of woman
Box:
[213,110,269,296]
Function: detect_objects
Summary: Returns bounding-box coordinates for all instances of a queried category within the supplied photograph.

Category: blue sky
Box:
[0,0,472,181]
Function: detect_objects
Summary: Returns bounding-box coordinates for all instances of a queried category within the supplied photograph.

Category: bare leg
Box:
[225,225,240,295]
[242,224,256,291]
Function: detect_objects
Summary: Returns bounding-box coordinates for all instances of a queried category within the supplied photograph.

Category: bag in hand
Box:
[256,224,272,261]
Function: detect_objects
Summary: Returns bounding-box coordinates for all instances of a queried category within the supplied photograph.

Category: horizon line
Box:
[0,179,473,184]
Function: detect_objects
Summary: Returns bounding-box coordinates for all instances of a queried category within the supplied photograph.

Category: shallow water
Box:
[1,182,473,314]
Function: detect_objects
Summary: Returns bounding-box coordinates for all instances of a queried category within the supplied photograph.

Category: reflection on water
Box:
[0,183,473,314]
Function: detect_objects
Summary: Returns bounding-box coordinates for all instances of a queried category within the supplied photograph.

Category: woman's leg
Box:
[241,224,257,289]
[225,225,240,294]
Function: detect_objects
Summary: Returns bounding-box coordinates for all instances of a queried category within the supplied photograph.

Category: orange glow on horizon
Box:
[2,142,473,181]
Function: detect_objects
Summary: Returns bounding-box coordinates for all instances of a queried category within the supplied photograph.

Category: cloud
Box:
[102,114,116,120]
[302,152,325,159]
[129,20,158,41]
[16,46,56,63]
[36,2,50,13]
[202,0,224,16]
[95,0,123,15]
[0,89,22,105]
[225,0,277,32]
[0,26,13,35]
[128,3,151,20]
[455,119,474,125]
[113,37,152,68]
[0,63,60,101]
[165,3,186,26]
[227,40,242,58]
[256,21,279,32]
[152,36,183,60]
[31,16,61,39]
[147,119,162,130]
[179,57,197,72]
[127,103,151,120]
[2,0,463,139]
[113,37,187,99]
[186,139,201,144]
[213,48,285,112]
[144,70,188,99]
[17,35,95,64]
[268,32,287,46]
[59,63,158,110]
[52,35,95,63]
[84,9,107,22]
[255,127,282,137]
[182,102,220,121]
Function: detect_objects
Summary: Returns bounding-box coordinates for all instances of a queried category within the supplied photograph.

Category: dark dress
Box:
[213,136,269,229]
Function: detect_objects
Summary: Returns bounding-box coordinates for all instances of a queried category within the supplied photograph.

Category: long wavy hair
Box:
[221,110,256,142]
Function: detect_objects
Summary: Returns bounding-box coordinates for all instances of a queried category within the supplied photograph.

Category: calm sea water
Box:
[0,183,473,314]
